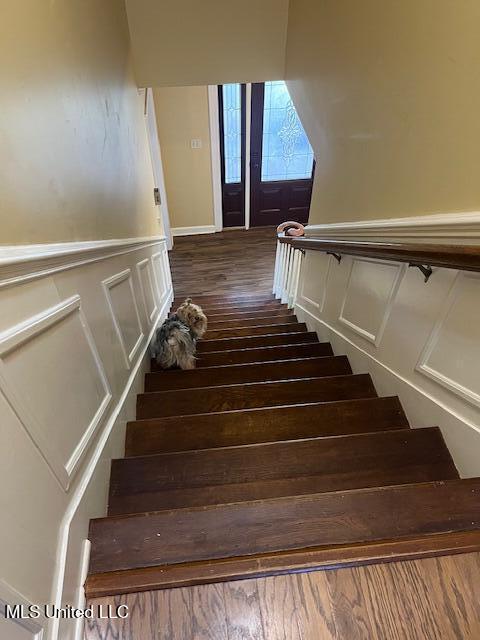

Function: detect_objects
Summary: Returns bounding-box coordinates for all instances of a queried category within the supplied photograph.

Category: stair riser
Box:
[207,309,293,321]
[125,397,409,456]
[207,315,297,330]
[109,428,457,515]
[145,357,352,391]
[136,374,377,419]
[196,332,319,353]
[173,294,276,306]
[205,323,307,340]
[85,531,480,597]
[88,478,480,574]
[197,302,286,315]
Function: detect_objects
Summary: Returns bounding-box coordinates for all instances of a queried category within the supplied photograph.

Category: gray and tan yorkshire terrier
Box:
[151,298,207,370]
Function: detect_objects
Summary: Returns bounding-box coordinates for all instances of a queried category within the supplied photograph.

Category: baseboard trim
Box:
[172,225,216,237]
[48,288,173,640]
[295,301,480,441]
[305,211,480,241]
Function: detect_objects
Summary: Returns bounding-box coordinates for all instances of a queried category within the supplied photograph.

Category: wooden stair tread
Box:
[125,397,409,456]
[205,322,307,339]
[85,530,480,597]
[145,356,352,391]
[207,308,294,320]
[152,342,334,369]
[197,331,319,352]
[108,428,458,515]
[136,374,377,419]
[88,478,480,575]
[198,302,287,314]
[208,315,297,330]
[173,294,276,307]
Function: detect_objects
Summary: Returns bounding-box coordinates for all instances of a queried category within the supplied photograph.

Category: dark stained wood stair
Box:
[86,294,480,598]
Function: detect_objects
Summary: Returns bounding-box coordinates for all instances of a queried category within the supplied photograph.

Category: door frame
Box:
[144,88,173,249]
[208,83,253,231]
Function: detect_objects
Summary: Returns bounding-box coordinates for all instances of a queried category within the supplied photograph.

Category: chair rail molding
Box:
[0,235,166,289]
[305,211,480,242]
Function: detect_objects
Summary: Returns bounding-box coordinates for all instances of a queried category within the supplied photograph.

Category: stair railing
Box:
[273,230,480,304]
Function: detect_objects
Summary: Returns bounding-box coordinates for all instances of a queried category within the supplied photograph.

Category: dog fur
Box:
[151,298,207,370]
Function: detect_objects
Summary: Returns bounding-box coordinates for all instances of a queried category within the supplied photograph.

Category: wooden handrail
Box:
[278,236,480,274]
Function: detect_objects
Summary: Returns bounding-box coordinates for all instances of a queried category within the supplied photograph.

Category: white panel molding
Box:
[416,272,480,407]
[0,579,46,639]
[299,254,332,312]
[0,296,112,489]
[208,85,223,232]
[150,250,170,307]
[49,294,171,640]
[171,225,217,237]
[102,269,144,369]
[0,236,166,290]
[295,300,480,440]
[136,259,158,324]
[339,258,406,347]
[305,211,480,241]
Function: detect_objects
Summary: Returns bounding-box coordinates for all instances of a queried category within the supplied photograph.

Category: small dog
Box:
[151,298,207,370]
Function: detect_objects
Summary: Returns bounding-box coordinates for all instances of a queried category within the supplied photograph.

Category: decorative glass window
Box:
[222,84,242,184]
[261,81,314,182]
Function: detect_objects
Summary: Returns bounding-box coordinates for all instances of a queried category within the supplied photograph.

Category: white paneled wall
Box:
[0,237,173,640]
[274,237,480,478]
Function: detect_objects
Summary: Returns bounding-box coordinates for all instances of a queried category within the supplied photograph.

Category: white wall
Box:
[277,215,480,478]
[0,238,173,639]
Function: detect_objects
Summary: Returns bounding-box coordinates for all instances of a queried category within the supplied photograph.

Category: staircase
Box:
[86,293,480,598]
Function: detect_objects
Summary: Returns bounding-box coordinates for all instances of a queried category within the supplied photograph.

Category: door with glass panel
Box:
[218,83,246,227]
[218,81,314,228]
[250,81,314,227]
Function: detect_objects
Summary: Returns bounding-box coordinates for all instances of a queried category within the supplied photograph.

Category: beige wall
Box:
[0,0,159,245]
[285,0,480,224]
[125,0,289,87]
[153,86,214,229]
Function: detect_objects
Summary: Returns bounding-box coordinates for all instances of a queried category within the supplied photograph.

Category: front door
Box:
[218,83,246,228]
[250,81,314,227]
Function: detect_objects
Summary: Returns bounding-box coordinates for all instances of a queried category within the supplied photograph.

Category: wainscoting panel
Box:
[103,269,144,369]
[289,240,480,479]
[339,258,405,346]
[0,236,172,638]
[137,258,158,325]
[417,272,480,407]
[0,296,112,488]
[151,250,167,306]
[299,251,331,310]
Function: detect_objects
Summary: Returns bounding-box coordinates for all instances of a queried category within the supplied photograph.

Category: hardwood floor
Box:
[86,552,480,639]
[169,227,277,298]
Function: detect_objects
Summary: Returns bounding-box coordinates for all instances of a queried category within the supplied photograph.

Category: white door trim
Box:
[208,85,223,232]
[245,83,252,230]
[145,88,173,249]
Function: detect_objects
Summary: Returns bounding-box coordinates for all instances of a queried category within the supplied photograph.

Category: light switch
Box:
[190,138,202,149]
